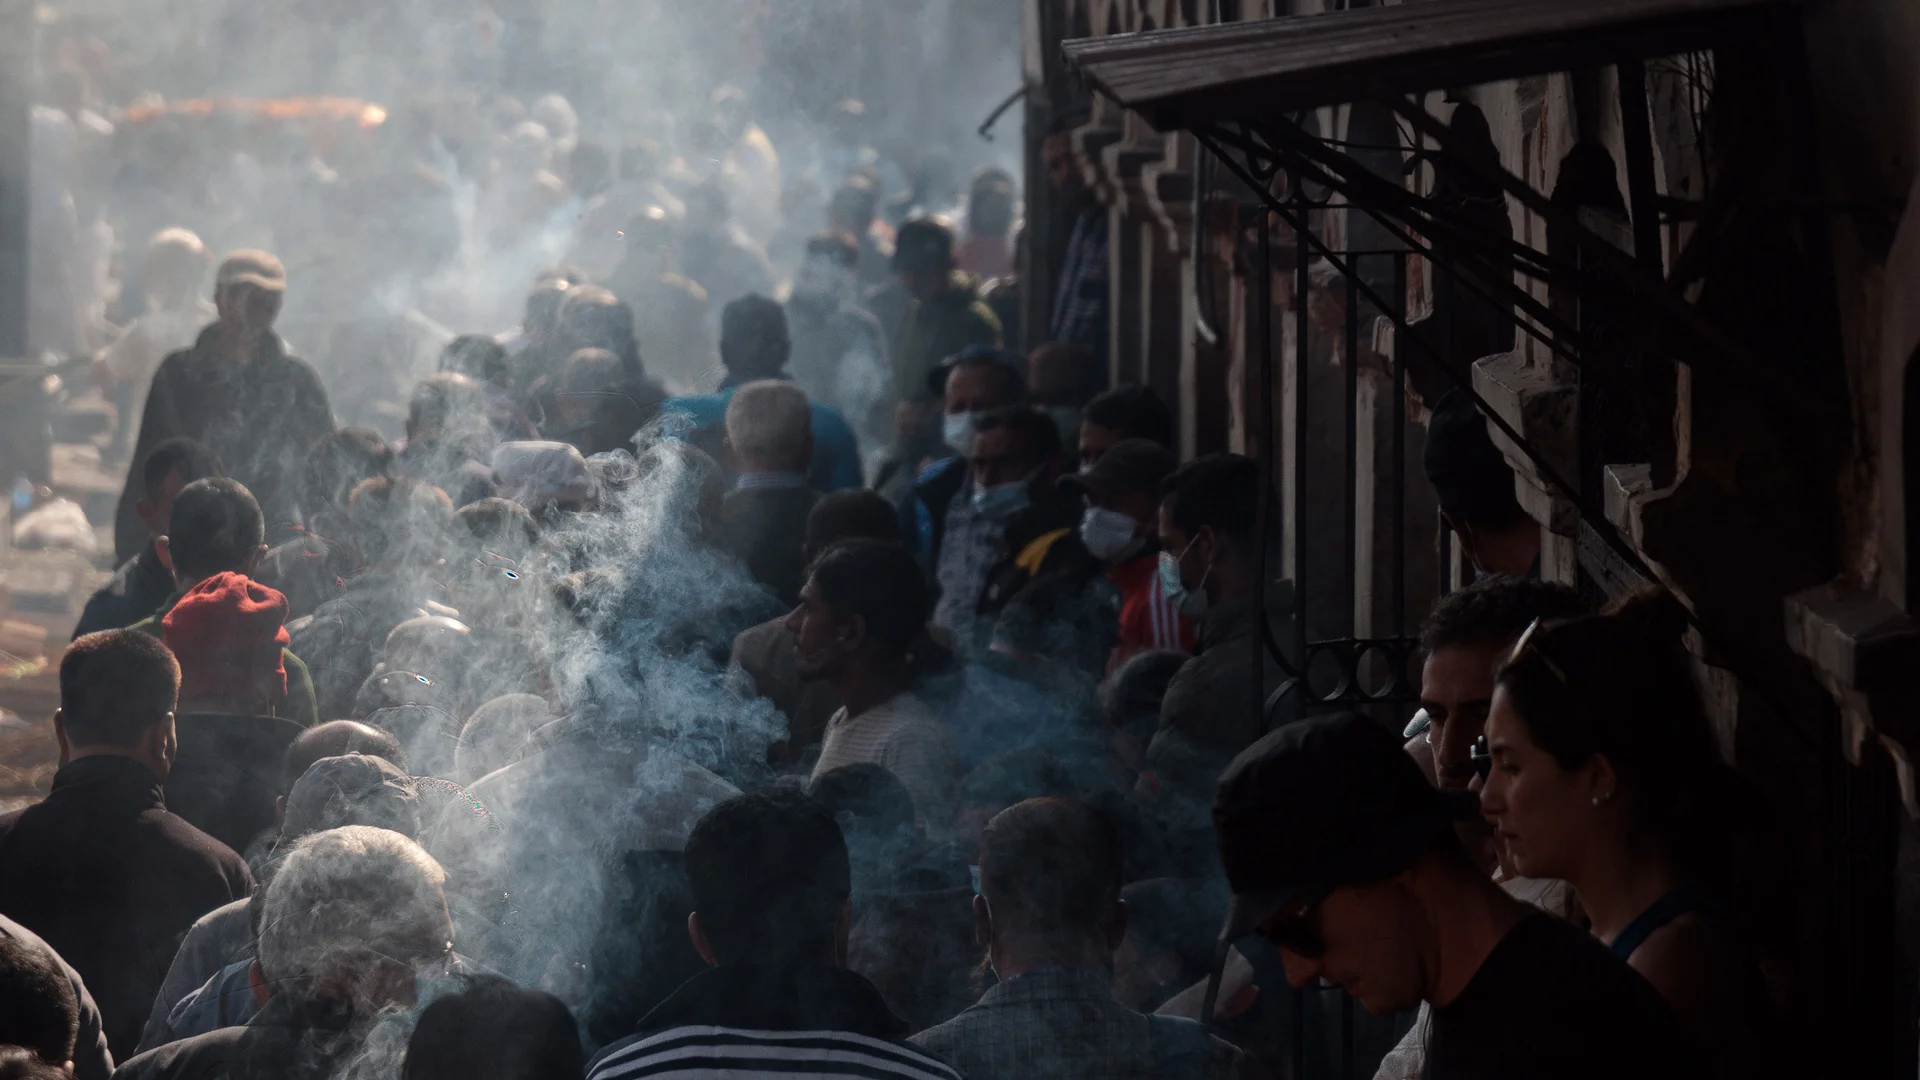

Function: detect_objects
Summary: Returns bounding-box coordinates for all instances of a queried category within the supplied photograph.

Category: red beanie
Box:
[162,572,291,703]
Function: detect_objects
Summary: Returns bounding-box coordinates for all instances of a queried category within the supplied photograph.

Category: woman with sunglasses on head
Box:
[1479,587,1778,1079]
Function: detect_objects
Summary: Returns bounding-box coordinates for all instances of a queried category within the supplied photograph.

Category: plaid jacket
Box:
[910,968,1244,1080]
[1050,209,1110,357]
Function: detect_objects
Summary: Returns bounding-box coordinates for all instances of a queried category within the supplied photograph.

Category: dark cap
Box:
[1213,713,1476,939]
[892,218,955,273]
[1060,438,1178,498]
[927,344,1025,399]
[281,752,421,840]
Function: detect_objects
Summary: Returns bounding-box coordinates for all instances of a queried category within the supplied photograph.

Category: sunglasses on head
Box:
[1506,617,1567,683]
[1255,892,1327,959]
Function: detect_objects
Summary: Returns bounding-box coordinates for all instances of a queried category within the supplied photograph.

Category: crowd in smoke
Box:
[0,7,1795,1080]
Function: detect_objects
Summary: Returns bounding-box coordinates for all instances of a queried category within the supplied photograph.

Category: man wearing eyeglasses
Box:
[1211,714,1703,1080]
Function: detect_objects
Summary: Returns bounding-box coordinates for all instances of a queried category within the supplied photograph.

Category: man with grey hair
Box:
[912,798,1242,1080]
[116,826,452,1080]
[718,380,819,606]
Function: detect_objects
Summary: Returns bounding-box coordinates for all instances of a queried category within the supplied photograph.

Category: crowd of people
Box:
[0,84,1792,1080]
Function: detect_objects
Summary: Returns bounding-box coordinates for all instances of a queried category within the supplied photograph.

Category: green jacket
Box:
[892,272,1003,404]
[129,593,320,728]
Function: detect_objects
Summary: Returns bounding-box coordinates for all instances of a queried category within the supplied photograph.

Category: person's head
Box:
[407,373,490,450]
[1212,713,1481,1014]
[454,694,549,784]
[161,572,291,715]
[283,721,408,792]
[1043,117,1088,198]
[725,380,812,475]
[438,334,511,388]
[1157,454,1265,612]
[809,764,920,893]
[801,489,899,566]
[622,206,675,273]
[280,753,422,841]
[0,934,77,1068]
[212,250,286,340]
[158,478,266,587]
[56,630,180,779]
[1099,649,1189,770]
[967,174,1016,242]
[554,286,641,374]
[1081,385,1173,470]
[1481,588,1727,884]
[1063,439,1178,564]
[975,798,1126,974]
[1423,389,1536,576]
[302,428,392,519]
[826,179,879,237]
[790,232,859,304]
[937,347,1026,457]
[256,826,452,1011]
[0,1047,68,1080]
[892,218,956,302]
[453,498,542,563]
[346,476,455,568]
[1416,577,1585,791]
[143,227,211,311]
[491,442,593,514]
[718,295,791,381]
[404,974,583,1080]
[827,98,867,148]
[553,348,645,456]
[567,139,611,199]
[969,406,1062,513]
[786,539,928,682]
[522,279,572,341]
[135,438,223,538]
[683,791,852,967]
[1027,342,1098,441]
[381,615,474,686]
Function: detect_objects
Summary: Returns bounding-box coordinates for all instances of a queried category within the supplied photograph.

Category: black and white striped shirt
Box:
[589,1024,963,1080]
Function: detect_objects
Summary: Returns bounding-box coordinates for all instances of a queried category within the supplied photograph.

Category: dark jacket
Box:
[110,992,362,1080]
[75,542,177,640]
[718,484,821,609]
[899,456,969,576]
[0,755,252,1058]
[114,327,335,563]
[1,914,115,1080]
[634,963,911,1044]
[891,274,1002,405]
[165,714,308,856]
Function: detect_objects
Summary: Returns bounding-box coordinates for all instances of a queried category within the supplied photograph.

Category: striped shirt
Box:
[589,1024,963,1080]
[1109,551,1196,666]
[809,691,960,834]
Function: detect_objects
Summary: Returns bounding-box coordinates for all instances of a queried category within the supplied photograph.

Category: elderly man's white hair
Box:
[258,826,450,990]
[725,380,812,468]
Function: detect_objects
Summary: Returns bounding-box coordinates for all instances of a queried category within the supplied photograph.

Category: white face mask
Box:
[1079,506,1143,562]
[943,411,978,458]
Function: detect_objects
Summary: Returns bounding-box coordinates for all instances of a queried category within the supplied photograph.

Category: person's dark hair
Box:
[346,476,454,567]
[281,719,408,790]
[1423,389,1526,530]
[892,217,955,273]
[1496,588,1730,855]
[440,335,511,386]
[0,1047,69,1080]
[804,232,859,267]
[972,405,1061,469]
[142,437,223,502]
[1419,575,1586,656]
[808,540,930,663]
[0,935,77,1063]
[454,498,542,561]
[932,346,1026,402]
[719,294,791,378]
[684,790,851,964]
[1082,385,1174,449]
[408,373,487,443]
[804,490,899,554]
[556,286,643,377]
[978,798,1124,943]
[59,630,180,747]
[405,974,583,1080]
[1160,454,1263,552]
[302,428,392,516]
[1099,649,1189,745]
[165,478,264,580]
[827,179,879,232]
[968,177,1016,239]
[1047,109,1092,137]
[558,347,638,400]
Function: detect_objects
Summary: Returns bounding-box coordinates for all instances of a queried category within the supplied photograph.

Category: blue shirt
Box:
[662,386,864,492]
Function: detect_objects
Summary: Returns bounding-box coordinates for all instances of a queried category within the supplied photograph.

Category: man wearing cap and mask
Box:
[1061,438,1195,671]
[887,218,1000,464]
[1210,713,1702,1079]
[114,249,335,564]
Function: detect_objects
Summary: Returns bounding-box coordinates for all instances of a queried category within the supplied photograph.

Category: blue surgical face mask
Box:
[1158,537,1212,618]
[1079,506,1143,562]
[943,411,978,458]
[971,475,1031,519]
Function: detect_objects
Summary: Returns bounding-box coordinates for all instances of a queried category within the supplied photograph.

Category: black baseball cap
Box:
[892,218,955,273]
[926,344,1025,399]
[1059,438,1179,498]
[1212,712,1477,940]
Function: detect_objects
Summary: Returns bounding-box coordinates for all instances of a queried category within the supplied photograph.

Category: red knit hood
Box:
[162,571,291,702]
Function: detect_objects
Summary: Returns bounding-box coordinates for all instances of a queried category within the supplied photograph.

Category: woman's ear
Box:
[1582,752,1621,807]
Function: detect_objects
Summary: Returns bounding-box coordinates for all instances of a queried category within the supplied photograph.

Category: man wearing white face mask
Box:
[1060,439,1195,671]
[931,406,1068,648]
[895,348,1023,578]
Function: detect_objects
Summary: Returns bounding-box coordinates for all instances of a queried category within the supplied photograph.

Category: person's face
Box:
[786,578,856,680]
[1079,421,1125,471]
[216,283,283,338]
[1419,643,1505,790]
[1478,686,1605,881]
[137,466,189,535]
[1260,881,1426,1015]
[1045,132,1084,197]
[970,427,1038,489]
[1155,504,1214,592]
[898,266,948,303]
[945,365,1011,416]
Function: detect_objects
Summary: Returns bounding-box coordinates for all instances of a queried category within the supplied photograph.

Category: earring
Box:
[1591,791,1612,807]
